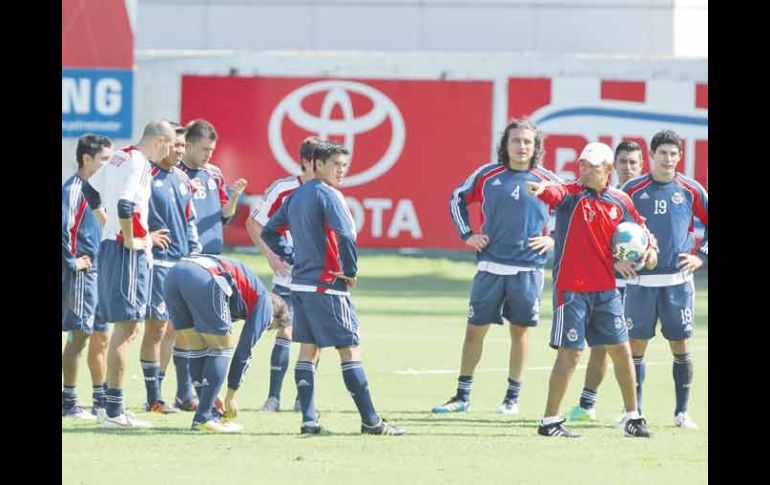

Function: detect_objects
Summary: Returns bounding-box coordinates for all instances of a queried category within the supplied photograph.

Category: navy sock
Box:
[268,337,291,399]
[92,383,106,410]
[192,348,233,424]
[105,388,124,418]
[341,361,379,426]
[173,348,195,402]
[673,353,693,415]
[62,385,77,411]
[504,378,521,404]
[579,387,598,410]
[456,375,473,402]
[141,360,161,405]
[633,356,646,414]
[189,348,207,400]
[295,361,317,425]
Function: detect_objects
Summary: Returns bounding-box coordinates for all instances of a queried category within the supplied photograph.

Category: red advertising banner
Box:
[508,77,708,189]
[181,76,493,249]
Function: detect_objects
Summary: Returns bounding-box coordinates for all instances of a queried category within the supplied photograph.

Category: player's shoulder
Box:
[674,173,707,194]
[620,174,651,194]
[265,175,301,196]
[530,165,561,183]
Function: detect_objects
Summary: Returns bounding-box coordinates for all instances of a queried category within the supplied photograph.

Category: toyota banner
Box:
[181,75,707,250]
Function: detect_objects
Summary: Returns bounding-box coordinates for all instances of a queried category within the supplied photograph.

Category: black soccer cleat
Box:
[538,418,581,438]
[361,418,406,436]
[624,417,652,438]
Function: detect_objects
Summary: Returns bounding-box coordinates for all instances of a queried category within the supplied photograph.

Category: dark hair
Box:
[169,121,187,136]
[650,129,682,153]
[76,134,112,168]
[184,119,218,144]
[299,136,322,172]
[496,118,543,169]
[614,140,643,160]
[311,140,349,171]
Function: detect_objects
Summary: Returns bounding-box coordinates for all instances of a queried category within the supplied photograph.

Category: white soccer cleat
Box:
[191,419,242,433]
[674,412,699,429]
[62,406,97,421]
[496,400,520,415]
[101,412,152,429]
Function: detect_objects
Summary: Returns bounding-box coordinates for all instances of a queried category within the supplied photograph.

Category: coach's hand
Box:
[677,253,703,274]
[332,271,357,289]
[224,389,239,420]
[466,234,490,251]
[151,229,171,250]
[643,247,658,270]
[528,235,554,255]
[614,260,639,280]
[526,181,545,196]
[75,255,92,271]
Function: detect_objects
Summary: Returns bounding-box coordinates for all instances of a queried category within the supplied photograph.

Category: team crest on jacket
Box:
[207,178,217,191]
[154,180,163,187]
[179,183,189,195]
[671,192,684,204]
[608,206,618,220]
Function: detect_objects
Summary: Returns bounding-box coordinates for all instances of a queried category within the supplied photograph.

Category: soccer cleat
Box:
[95,407,107,424]
[568,405,597,422]
[102,412,152,429]
[538,418,580,438]
[146,400,180,414]
[260,396,281,412]
[496,400,520,415]
[300,422,330,435]
[62,405,97,421]
[674,412,698,429]
[91,406,106,419]
[624,417,652,437]
[293,397,302,412]
[173,396,199,412]
[361,419,405,436]
[431,396,470,413]
[191,419,242,433]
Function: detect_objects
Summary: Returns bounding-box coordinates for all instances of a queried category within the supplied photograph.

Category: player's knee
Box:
[557,348,581,369]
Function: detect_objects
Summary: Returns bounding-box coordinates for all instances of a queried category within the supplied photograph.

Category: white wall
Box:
[62,49,706,181]
[134,0,706,57]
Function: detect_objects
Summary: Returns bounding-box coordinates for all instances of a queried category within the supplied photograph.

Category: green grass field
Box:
[62,253,708,485]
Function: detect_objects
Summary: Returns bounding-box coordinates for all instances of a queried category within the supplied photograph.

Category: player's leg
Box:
[87,325,109,416]
[539,290,586,438]
[290,293,324,433]
[433,271,504,413]
[624,284,658,418]
[588,289,650,437]
[62,330,91,419]
[498,270,544,414]
[568,346,608,421]
[661,280,697,428]
[261,287,294,412]
[141,265,177,413]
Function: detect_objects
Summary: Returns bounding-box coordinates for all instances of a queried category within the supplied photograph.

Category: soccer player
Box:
[245,136,320,412]
[568,140,645,422]
[262,141,405,436]
[619,129,707,429]
[178,119,246,255]
[142,122,201,414]
[83,119,175,428]
[527,141,657,438]
[163,254,282,432]
[62,134,113,419]
[433,119,559,415]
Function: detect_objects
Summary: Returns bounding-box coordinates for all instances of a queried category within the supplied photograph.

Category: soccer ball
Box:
[612,222,649,263]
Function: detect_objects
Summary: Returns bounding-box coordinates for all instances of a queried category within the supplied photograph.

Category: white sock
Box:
[624,410,641,420]
[541,415,563,425]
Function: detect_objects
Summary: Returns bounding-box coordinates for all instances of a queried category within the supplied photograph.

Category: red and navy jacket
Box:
[62,174,101,272]
[538,180,656,293]
[622,173,708,273]
[178,161,230,254]
[262,179,357,294]
[450,162,561,268]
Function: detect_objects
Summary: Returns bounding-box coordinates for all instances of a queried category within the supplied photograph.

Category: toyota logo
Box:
[268,80,406,187]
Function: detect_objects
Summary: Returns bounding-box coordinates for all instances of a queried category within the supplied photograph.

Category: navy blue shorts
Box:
[468,270,544,327]
[62,268,107,334]
[97,240,150,323]
[164,260,234,336]
[625,280,695,341]
[291,291,359,348]
[550,289,628,350]
[147,263,172,320]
